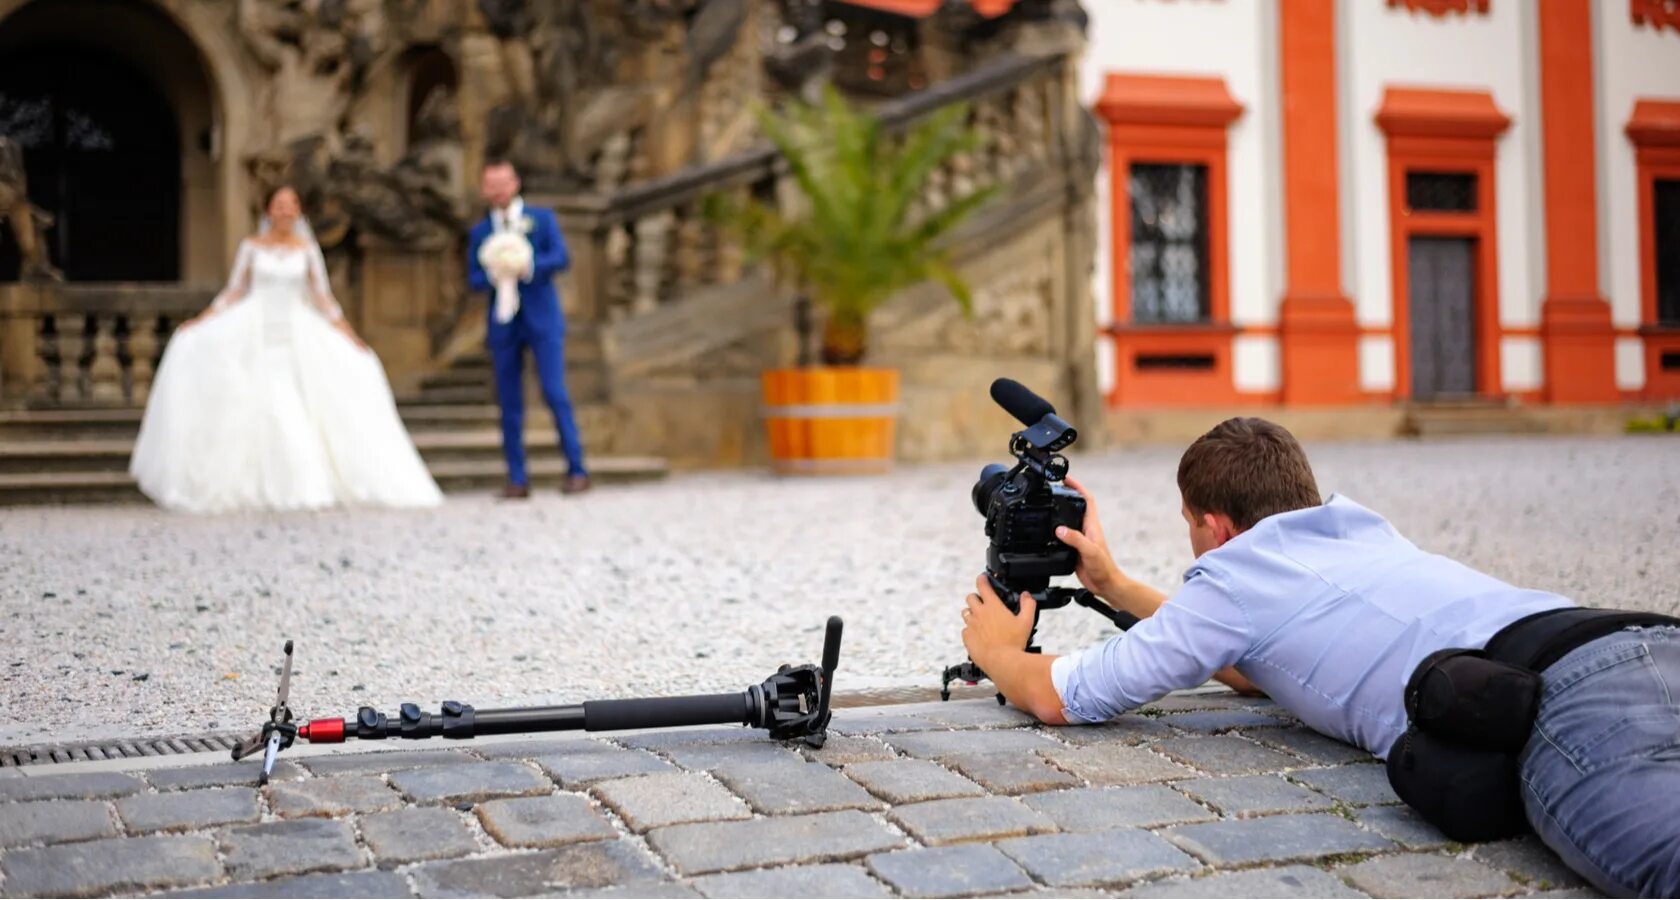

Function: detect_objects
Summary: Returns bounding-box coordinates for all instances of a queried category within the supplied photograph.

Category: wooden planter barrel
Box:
[761,368,900,475]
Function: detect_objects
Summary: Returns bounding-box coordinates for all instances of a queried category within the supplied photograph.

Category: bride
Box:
[130,185,443,513]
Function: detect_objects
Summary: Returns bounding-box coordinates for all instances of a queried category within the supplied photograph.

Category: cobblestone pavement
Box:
[0,693,1600,898]
[2,436,1677,745]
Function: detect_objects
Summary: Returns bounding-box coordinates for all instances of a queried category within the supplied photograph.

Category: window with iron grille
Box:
[1656,178,1680,326]
[1406,171,1477,212]
[1130,163,1210,324]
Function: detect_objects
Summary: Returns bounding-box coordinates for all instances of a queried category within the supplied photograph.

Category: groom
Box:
[467,159,590,498]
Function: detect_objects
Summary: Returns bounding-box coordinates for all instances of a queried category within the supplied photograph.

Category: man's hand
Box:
[961,575,1036,669]
[1055,477,1125,600]
[959,576,1066,724]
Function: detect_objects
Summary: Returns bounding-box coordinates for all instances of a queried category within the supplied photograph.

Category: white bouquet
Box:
[478,231,534,323]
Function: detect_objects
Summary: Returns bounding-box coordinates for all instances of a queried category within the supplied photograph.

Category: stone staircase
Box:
[410,325,609,407]
[1399,400,1548,437]
[0,332,665,505]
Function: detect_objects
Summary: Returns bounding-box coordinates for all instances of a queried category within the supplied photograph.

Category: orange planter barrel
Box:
[761,368,900,475]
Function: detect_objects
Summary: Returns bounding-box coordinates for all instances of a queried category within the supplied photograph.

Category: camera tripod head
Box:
[752,616,843,744]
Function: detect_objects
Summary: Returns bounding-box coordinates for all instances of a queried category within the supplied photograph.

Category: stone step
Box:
[410,384,496,405]
[409,371,607,407]
[392,404,503,429]
[419,364,605,390]
[0,408,144,438]
[0,427,619,473]
[0,403,603,438]
[0,456,667,506]
[426,456,667,491]
[419,367,496,390]
[1401,404,1547,437]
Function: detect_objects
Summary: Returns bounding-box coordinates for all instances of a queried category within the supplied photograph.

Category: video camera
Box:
[942,379,1139,701]
[971,378,1086,608]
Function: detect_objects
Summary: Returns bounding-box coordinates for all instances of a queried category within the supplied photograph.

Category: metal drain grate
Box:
[1,732,244,767]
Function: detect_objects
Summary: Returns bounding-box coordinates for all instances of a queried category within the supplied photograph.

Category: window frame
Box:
[1127,160,1214,326]
[1627,98,1680,396]
[1094,73,1242,407]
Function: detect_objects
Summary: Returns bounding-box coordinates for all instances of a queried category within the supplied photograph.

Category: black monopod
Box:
[232,617,844,784]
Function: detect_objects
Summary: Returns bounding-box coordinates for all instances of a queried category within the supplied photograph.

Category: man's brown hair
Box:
[1176,417,1322,530]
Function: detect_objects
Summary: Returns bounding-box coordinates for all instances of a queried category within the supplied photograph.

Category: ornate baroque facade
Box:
[0,0,1104,465]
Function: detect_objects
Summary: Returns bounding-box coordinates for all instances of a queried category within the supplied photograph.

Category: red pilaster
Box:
[1277,0,1362,405]
[1538,0,1618,402]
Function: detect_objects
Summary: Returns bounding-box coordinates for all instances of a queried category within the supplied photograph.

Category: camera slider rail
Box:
[232,617,844,785]
[941,586,1138,703]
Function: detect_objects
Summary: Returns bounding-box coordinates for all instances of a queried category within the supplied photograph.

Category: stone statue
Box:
[320,132,453,246]
[234,0,308,70]
[0,137,62,282]
[683,0,748,91]
[238,0,391,143]
[392,86,469,231]
[476,0,533,39]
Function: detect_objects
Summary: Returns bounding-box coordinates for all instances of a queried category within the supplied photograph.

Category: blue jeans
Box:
[1520,625,1680,898]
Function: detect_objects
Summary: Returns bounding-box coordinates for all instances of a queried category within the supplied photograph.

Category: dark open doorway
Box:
[0,44,181,281]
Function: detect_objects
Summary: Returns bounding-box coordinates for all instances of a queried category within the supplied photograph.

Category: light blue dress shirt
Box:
[1049,494,1574,757]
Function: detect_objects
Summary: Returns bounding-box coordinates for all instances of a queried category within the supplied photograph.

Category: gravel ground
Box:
[2,435,1676,745]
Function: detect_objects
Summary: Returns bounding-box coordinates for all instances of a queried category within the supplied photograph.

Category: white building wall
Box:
[1596,6,1680,390]
[1079,0,1277,396]
[1342,1,1538,392]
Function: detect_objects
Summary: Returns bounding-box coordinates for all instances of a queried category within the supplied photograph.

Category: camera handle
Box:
[232,617,844,784]
[940,584,1138,704]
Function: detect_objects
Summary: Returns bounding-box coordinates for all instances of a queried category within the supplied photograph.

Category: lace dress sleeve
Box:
[305,242,344,322]
[209,239,255,312]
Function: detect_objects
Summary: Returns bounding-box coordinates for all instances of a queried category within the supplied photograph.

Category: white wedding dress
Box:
[130,237,443,513]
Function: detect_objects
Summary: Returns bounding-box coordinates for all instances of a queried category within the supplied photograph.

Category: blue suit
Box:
[467,204,587,485]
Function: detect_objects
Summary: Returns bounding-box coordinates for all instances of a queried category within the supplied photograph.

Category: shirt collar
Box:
[494,197,525,230]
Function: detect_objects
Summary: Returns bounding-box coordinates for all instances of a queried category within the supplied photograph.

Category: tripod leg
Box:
[1068,589,1140,631]
[941,661,987,701]
[941,609,1045,703]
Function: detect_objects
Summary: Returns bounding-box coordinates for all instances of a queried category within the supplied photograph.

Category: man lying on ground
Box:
[958,417,1679,898]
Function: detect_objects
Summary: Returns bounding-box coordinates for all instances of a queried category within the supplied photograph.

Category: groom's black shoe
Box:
[499,483,531,500]
[560,475,592,495]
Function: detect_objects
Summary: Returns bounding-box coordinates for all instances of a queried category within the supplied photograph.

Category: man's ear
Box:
[1201,512,1239,548]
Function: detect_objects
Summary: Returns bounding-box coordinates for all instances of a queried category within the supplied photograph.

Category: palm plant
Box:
[716,87,996,366]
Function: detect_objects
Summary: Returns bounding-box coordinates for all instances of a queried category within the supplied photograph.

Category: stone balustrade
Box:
[540,52,1071,338]
[0,283,213,407]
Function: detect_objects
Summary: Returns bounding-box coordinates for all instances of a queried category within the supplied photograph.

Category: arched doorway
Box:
[0,0,218,283]
[0,47,179,281]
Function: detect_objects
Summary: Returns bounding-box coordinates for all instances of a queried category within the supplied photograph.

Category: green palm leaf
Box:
[713,86,994,364]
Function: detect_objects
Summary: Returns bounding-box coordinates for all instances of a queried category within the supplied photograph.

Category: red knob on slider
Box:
[297,718,345,743]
